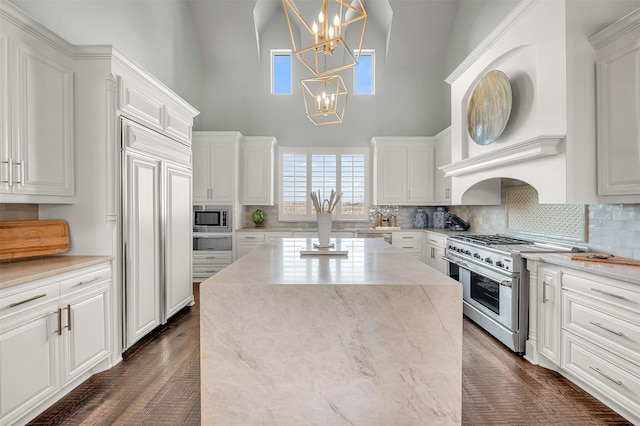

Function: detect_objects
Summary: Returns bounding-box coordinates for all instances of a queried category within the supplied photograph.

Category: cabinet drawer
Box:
[193,251,233,265]
[562,331,640,418]
[393,232,422,243]
[423,231,447,247]
[60,266,111,296]
[563,291,640,364]
[562,272,640,312]
[0,281,59,319]
[393,241,421,251]
[236,234,265,243]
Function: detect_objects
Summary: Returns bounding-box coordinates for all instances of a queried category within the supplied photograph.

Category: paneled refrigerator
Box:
[121,118,193,349]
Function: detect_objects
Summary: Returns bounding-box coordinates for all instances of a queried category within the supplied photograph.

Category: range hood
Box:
[442,0,624,205]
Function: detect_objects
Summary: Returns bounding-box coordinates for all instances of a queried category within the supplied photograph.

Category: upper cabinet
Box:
[239,136,277,206]
[371,137,435,206]
[192,132,240,204]
[0,8,74,203]
[590,9,640,204]
[434,127,452,204]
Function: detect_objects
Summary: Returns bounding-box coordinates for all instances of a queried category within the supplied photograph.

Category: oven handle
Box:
[444,255,514,287]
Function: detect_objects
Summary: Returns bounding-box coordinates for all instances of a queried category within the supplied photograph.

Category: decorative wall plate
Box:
[467,70,512,145]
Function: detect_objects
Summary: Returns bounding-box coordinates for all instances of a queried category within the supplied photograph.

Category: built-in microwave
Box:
[193,205,231,232]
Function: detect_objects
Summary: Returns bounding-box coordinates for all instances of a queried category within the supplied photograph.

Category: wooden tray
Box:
[0,220,70,260]
[571,253,640,267]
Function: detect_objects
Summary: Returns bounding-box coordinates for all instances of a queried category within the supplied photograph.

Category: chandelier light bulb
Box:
[312,21,318,34]
[318,10,324,24]
[328,26,334,38]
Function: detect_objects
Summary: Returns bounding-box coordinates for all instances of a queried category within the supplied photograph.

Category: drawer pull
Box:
[542,281,548,303]
[589,366,622,386]
[73,276,101,287]
[590,288,626,300]
[589,321,624,337]
[57,308,63,336]
[9,293,46,307]
[65,304,72,331]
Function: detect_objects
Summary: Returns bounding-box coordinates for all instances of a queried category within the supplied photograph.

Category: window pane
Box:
[354,52,373,95]
[311,154,337,207]
[273,53,291,95]
[282,153,307,214]
[341,154,366,215]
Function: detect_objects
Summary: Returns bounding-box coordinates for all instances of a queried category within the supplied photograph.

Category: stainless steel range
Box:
[444,234,576,353]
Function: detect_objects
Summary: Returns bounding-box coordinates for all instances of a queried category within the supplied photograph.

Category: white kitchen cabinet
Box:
[538,265,562,366]
[422,231,448,274]
[235,233,265,259]
[371,137,435,205]
[0,262,112,426]
[392,232,423,259]
[265,232,293,243]
[434,127,452,204]
[0,14,74,203]
[193,251,233,282]
[192,132,239,203]
[590,9,640,203]
[240,136,277,205]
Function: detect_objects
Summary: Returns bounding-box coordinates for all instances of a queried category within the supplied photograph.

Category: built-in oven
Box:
[193,234,232,251]
[193,205,231,232]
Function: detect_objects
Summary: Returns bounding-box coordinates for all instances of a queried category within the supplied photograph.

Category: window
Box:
[271,49,292,95]
[354,49,374,94]
[280,147,368,221]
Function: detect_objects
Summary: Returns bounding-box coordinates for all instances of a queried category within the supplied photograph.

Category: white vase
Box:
[316,212,332,246]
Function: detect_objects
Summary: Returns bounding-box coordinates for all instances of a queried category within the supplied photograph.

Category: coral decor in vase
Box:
[252,209,265,228]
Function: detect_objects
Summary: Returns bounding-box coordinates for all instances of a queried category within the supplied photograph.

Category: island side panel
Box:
[201,282,462,425]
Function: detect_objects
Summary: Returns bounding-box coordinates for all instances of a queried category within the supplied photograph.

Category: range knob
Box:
[495,261,504,268]
[464,250,471,255]
[473,253,482,259]
[485,257,493,264]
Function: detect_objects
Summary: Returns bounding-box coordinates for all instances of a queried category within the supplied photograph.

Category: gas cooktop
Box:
[450,234,533,246]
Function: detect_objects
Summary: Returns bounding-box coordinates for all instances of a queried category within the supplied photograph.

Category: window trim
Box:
[271,49,292,95]
[354,49,375,95]
[278,147,369,222]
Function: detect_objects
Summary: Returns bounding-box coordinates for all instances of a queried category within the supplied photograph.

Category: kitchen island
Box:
[200,238,462,425]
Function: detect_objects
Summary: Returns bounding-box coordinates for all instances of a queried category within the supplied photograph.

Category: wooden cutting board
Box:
[0,220,70,260]
[571,253,640,267]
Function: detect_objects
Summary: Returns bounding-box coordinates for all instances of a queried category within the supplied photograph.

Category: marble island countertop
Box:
[200,238,462,425]
[0,255,114,290]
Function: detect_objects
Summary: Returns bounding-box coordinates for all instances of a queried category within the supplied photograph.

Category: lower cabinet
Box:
[529,261,640,424]
[392,232,423,259]
[192,251,233,282]
[422,231,448,274]
[235,233,266,259]
[0,262,112,425]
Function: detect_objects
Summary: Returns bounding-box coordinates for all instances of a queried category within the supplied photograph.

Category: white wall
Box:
[11,0,204,125]
[199,12,451,145]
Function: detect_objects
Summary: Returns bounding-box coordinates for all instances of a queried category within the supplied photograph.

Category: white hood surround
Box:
[443,0,627,205]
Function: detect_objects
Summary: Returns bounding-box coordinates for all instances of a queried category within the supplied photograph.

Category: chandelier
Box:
[282,0,367,77]
[301,75,348,125]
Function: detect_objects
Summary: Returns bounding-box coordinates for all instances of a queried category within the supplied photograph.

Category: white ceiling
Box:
[187,0,460,67]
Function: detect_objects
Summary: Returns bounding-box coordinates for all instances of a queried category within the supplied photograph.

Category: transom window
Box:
[279,147,368,221]
[354,49,374,95]
[271,49,292,95]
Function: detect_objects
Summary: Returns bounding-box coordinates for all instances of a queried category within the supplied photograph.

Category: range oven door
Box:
[446,255,519,332]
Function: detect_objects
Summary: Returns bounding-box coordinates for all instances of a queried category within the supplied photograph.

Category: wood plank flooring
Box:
[29,282,631,425]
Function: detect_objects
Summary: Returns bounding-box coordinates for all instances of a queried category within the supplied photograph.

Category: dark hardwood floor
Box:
[30,282,631,425]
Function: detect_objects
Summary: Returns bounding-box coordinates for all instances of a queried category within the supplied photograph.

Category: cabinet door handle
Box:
[17,160,25,186]
[57,308,63,336]
[0,160,10,185]
[589,321,623,337]
[9,293,46,307]
[542,281,548,303]
[590,287,626,300]
[73,276,101,287]
[65,304,72,331]
[589,366,622,386]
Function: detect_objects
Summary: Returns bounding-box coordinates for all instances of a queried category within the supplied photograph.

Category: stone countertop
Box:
[200,238,462,424]
[522,252,640,285]
[235,226,464,236]
[0,255,114,290]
